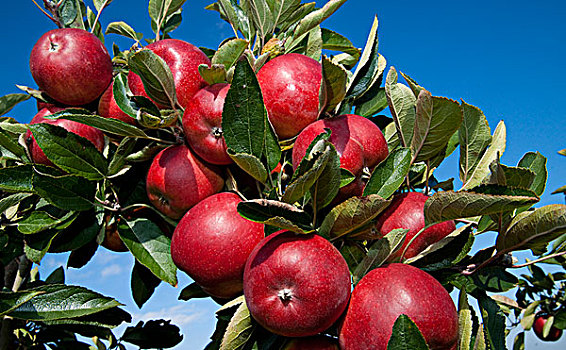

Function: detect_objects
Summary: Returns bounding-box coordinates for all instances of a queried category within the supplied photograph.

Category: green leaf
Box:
[241,0,274,38]
[128,49,178,108]
[118,217,177,286]
[93,0,113,12]
[266,0,301,31]
[131,261,162,309]
[108,137,137,176]
[33,172,96,212]
[411,91,463,162]
[264,117,281,173]
[477,293,506,350]
[7,284,122,321]
[29,123,107,181]
[458,290,473,350]
[310,142,341,210]
[223,59,267,159]
[461,121,506,191]
[321,28,361,62]
[215,0,252,40]
[424,186,539,226]
[0,165,35,193]
[459,101,492,184]
[0,193,32,215]
[386,314,428,350]
[496,204,566,253]
[46,266,66,284]
[385,67,416,148]
[0,290,44,317]
[212,39,249,71]
[517,152,547,196]
[289,0,347,48]
[0,128,25,159]
[149,0,187,24]
[470,267,518,293]
[17,211,77,235]
[305,25,323,61]
[178,282,209,301]
[340,242,366,275]
[220,301,255,350]
[355,87,388,118]
[322,55,348,112]
[237,199,313,233]
[46,110,148,138]
[229,151,268,183]
[0,93,30,117]
[319,194,391,239]
[113,73,138,119]
[513,332,525,350]
[199,63,228,85]
[353,228,407,283]
[487,161,535,190]
[58,0,82,28]
[24,230,59,263]
[364,147,411,198]
[121,320,183,349]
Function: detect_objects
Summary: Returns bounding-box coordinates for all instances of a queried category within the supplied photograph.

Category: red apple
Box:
[98,81,136,125]
[339,263,459,350]
[30,28,113,106]
[171,192,264,299]
[292,114,388,176]
[373,192,456,260]
[128,39,210,109]
[257,53,325,139]
[533,313,563,342]
[26,107,105,167]
[243,231,351,337]
[283,335,339,350]
[145,144,224,219]
[182,83,232,165]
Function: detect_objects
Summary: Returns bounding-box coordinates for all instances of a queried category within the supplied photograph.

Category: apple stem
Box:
[278,288,293,303]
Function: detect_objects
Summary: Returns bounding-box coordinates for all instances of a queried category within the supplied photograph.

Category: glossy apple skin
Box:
[171,192,264,298]
[339,263,459,350]
[373,192,456,260]
[292,114,388,176]
[30,28,113,106]
[146,144,224,219]
[98,81,136,125]
[283,335,339,350]
[533,314,563,341]
[182,83,232,165]
[128,39,210,109]
[27,107,105,167]
[243,231,351,337]
[257,53,325,139]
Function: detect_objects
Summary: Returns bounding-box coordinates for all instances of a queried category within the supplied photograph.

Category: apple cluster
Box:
[26,24,461,349]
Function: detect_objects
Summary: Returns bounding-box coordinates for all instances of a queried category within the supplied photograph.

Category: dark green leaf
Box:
[121,320,183,349]
[67,240,99,269]
[424,186,539,225]
[223,59,266,158]
[321,28,361,61]
[24,229,59,263]
[105,21,141,41]
[47,110,147,138]
[229,151,268,183]
[0,193,32,214]
[108,137,137,176]
[237,199,313,233]
[178,282,209,301]
[0,165,35,192]
[241,0,274,38]
[311,142,341,209]
[29,123,107,180]
[199,63,228,85]
[264,110,281,173]
[114,73,138,118]
[458,290,473,350]
[355,87,388,118]
[386,314,428,350]
[364,147,411,198]
[459,101,492,184]
[289,0,347,48]
[353,228,407,283]
[131,261,162,309]
[0,93,30,117]
[118,217,177,286]
[477,293,506,350]
[0,128,25,159]
[0,290,44,317]
[496,204,566,253]
[33,172,96,212]
[340,242,366,275]
[7,284,122,321]
[128,49,178,108]
[17,210,77,234]
[46,266,66,284]
[319,194,391,239]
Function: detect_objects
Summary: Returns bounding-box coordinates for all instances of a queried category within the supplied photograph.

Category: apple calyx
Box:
[278,288,294,304]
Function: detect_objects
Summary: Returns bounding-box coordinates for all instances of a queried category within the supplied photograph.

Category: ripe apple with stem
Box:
[30,28,113,106]
[243,231,351,337]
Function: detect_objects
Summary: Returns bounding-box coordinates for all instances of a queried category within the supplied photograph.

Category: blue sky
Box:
[1,0,565,348]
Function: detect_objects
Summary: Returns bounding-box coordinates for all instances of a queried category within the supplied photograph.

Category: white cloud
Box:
[100,263,122,277]
[133,305,205,327]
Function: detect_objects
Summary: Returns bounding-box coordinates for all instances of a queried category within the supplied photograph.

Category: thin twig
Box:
[31,0,57,24]
[512,251,566,269]
[90,0,110,34]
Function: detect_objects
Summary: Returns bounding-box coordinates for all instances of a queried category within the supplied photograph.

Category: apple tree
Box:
[1,0,565,349]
